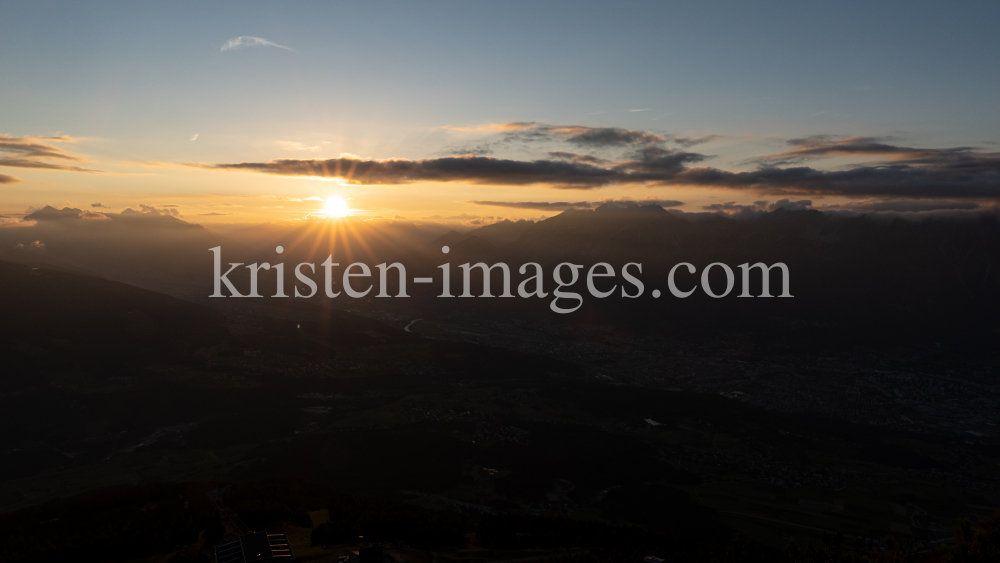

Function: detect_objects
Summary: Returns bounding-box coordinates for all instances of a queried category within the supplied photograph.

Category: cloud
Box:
[195,133,1000,199]
[619,145,709,172]
[670,135,723,147]
[678,155,1000,198]
[443,123,673,155]
[547,151,613,165]
[190,133,199,141]
[700,198,991,217]
[594,199,685,211]
[471,201,593,211]
[703,200,812,214]
[824,200,981,213]
[0,173,21,184]
[769,199,813,211]
[198,212,231,216]
[193,141,700,190]
[702,201,750,211]
[221,36,292,52]
[599,198,685,208]
[14,240,45,252]
[138,204,179,217]
[560,127,665,147]
[442,122,538,133]
[191,155,628,189]
[0,159,99,172]
[516,123,667,147]
[91,202,110,208]
[470,198,684,211]
[442,123,727,159]
[0,134,103,173]
[80,210,109,220]
[0,134,80,160]
[748,135,977,166]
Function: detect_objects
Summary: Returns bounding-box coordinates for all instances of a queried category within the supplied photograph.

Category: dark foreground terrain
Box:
[1,256,999,562]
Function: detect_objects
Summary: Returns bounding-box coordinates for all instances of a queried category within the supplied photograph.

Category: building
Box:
[215,531,295,563]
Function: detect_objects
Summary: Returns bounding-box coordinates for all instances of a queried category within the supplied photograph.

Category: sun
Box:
[322,195,351,218]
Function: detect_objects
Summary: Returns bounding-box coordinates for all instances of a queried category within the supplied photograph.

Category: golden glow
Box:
[322,195,351,218]
[301,176,349,183]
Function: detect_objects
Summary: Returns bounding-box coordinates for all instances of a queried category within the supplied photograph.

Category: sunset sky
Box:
[2,1,999,226]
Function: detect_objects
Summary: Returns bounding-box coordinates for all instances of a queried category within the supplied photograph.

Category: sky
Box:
[2,1,999,225]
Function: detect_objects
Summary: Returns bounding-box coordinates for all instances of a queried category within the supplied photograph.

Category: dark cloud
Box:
[548,151,613,165]
[199,150,1000,196]
[91,202,110,208]
[0,135,79,160]
[699,198,987,216]
[769,199,813,211]
[445,123,678,155]
[826,200,981,213]
[471,198,684,211]
[703,201,761,213]
[556,126,665,147]
[449,144,496,156]
[471,123,724,151]
[198,134,1000,199]
[0,173,21,184]
[443,123,730,164]
[196,145,713,190]
[674,157,1000,198]
[620,145,709,172]
[749,135,980,166]
[193,155,625,189]
[670,135,723,147]
[471,201,593,211]
[601,198,685,208]
[0,158,100,172]
[442,122,547,155]
[703,200,812,214]
[593,200,681,213]
[0,134,103,173]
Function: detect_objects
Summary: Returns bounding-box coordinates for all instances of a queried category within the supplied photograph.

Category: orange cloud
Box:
[0,134,103,173]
